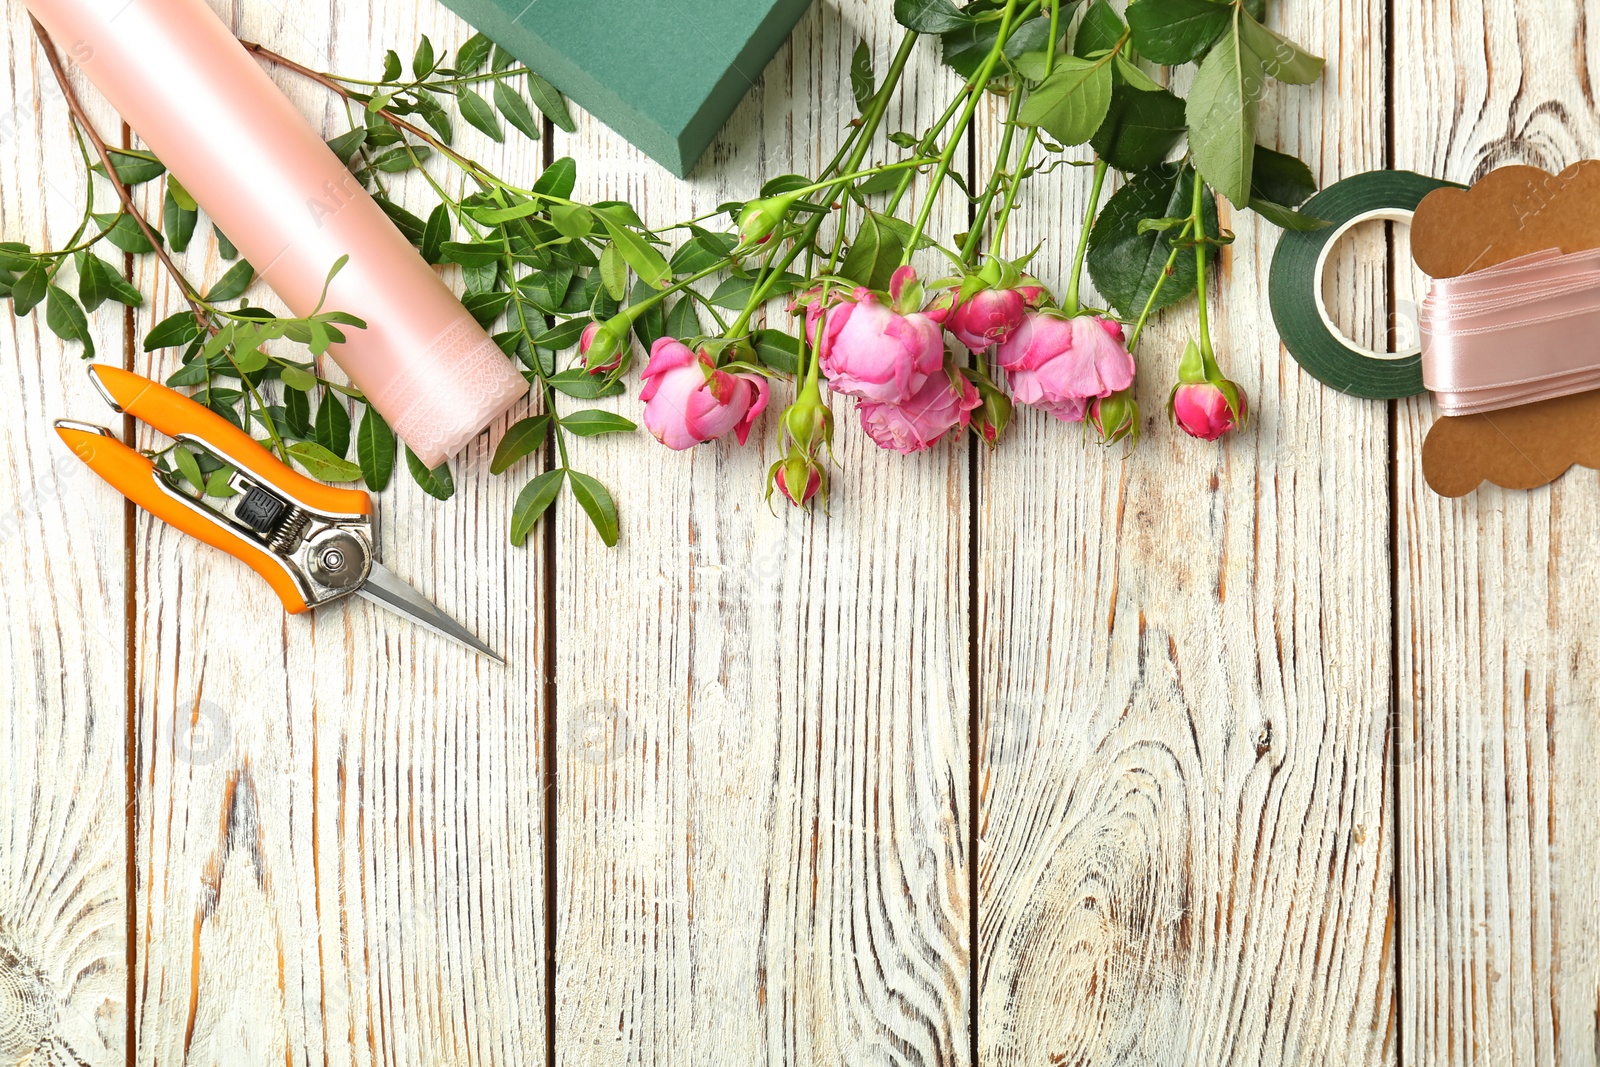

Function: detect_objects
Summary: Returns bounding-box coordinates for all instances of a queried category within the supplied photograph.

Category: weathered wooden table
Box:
[4,0,1598,1062]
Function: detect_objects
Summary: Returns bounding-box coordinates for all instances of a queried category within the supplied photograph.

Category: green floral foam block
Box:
[437,0,815,177]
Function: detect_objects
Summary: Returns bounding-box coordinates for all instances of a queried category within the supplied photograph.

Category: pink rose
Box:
[815,289,946,404]
[995,312,1135,423]
[1171,381,1246,441]
[640,338,769,450]
[856,371,981,454]
[948,288,1027,352]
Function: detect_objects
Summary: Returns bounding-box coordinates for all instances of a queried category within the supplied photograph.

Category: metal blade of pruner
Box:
[357,561,503,663]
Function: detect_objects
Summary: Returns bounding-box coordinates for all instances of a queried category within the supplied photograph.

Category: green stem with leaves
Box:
[900,0,1022,266]
[1192,172,1215,359]
[726,29,920,337]
[958,86,1024,264]
[1063,157,1108,315]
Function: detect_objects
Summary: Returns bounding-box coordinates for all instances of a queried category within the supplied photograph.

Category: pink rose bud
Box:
[1089,389,1139,446]
[815,289,946,404]
[969,373,1013,446]
[948,287,1027,352]
[775,459,822,506]
[996,312,1135,423]
[640,338,770,450]
[581,315,631,375]
[579,321,624,375]
[736,192,800,245]
[856,370,981,454]
[1171,381,1247,441]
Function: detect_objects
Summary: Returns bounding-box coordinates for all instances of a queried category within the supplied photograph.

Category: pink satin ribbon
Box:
[1421,247,1600,415]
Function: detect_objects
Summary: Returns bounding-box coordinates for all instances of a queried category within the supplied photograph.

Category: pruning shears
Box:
[54,364,501,661]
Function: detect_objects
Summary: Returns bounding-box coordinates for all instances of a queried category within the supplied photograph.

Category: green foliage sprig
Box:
[14,0,1325,546]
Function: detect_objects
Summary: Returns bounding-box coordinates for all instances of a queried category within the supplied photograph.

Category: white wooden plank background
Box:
[1,0,1597,1064]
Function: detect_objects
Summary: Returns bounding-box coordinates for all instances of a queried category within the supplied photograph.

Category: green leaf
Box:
[144,310,201,350]
[1185,24,1260,206]
[1248,198,1331,230]
[547,368,625,399]
[1125,0,1233,64]
[1113,53,1164,91]
[370,145,430,173]
[566,470,618,546]
[457,86,504,141]
[314,390,352,457]
[1249,144,1317,208]
[163,183,198,253]
[204,466,238,498]
[665,297,700,340]
[231,343,268,375]
[1091,83,1187,172]
[1018,56,1115,147]
[421,203,451,264]
[455,32,493,74]
[838,210,905,292]
[531,317,590,349]
[1237,9,1324,84]
[751,328,802,375]
[491,413,551,474]
[215,227,238,260]
[10,263,46,315]
[101,268,143,307]
[405,446,455,500]
[289,441,364,483]
[552,203,593,241]
[415,92,454,143]
[413,35,437,78]
[850,41,876,113]
[560,409,636,436]
[356,404,396,491]
[895,0,972,33]
[669,232,737,274]
[90,149,166,186]
[525,72,576,132]
[464,289,511,326]
[599,241,628,301]
[382,49,403,82]
[280,364,318,391]
[45,285,92,357]
[76,254,113,312]
[93,212,158,254]
[204,260,255,302]
[173,445,206,493]
[1087,163,1220,319]
[510,468,564,546]
[596,212,670,289]
[284,386,312,435]
[1075,0,1128,58]
[534,157,578,199]
[494,81,541,139]
[942,12,1050,79]
[326,127,368,165]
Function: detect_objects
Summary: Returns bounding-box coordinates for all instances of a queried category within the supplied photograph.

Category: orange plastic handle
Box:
[89,364,371,517]
[56,424,311,613]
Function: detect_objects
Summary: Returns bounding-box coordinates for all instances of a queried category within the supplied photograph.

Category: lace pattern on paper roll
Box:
[1422,247,1600,415]
[382,318,528,465]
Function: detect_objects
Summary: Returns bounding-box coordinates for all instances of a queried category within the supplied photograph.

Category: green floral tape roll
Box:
[1269,170,1460,399]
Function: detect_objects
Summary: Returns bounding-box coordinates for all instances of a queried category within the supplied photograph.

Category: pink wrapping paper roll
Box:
[26,0,528,467]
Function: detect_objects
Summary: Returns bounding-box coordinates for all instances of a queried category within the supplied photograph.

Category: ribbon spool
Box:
[1269,170,1460,399]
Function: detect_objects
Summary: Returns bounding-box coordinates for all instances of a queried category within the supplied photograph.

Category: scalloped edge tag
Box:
[1411,161,1600,496]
